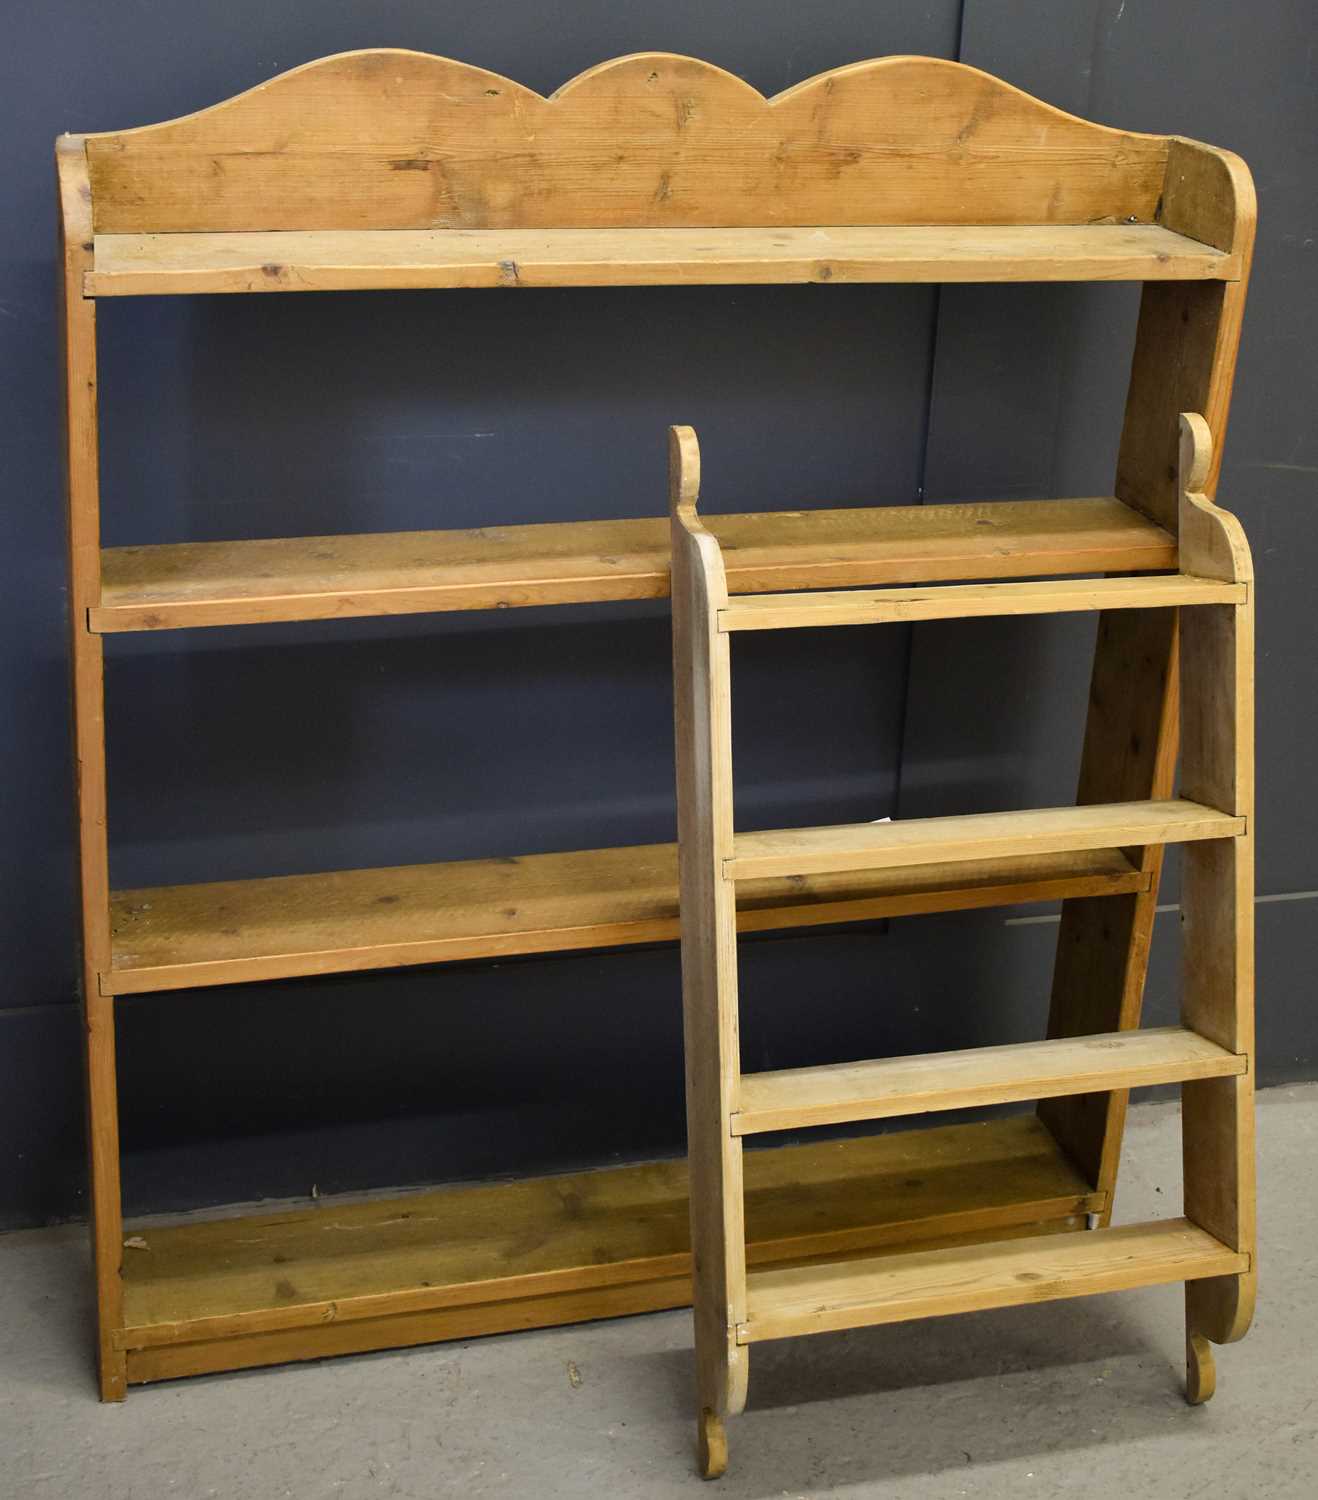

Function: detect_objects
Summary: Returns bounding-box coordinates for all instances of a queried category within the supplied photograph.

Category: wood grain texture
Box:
[117,1115,1096,1379]
[85,222,1236,295]
[733,1027,1244,1136]
[698,1408,729,1481]
[119,1116,1094,1346]
[1185,1321,1217,1404]
[124,1274,693,1385]
[127,1218,1091,1386]
[740,1219,1247,1344]
[59,54,1259,1415]
[93,498,1177,633]
[726,799,1242,882]
[1176,414,1257,1356]
[107,846,1146,999]
[1115,141,1256,530]
[1161,137,1256,256]
[56,137,126,1402]
[82,51,1174,234]
[1037,607,1180,1212]
[718,574,1237,632]
[1037,136,1255,1208]
[669,425,749,1420]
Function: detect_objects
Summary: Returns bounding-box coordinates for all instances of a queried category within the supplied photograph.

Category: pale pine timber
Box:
[82,52,1176,235]
[1039,136,1257,1224]
[92,498,1177,633]
[670,396,1256,1469]
[733,1027,1245,1136]
[1035,607,1181,1217]
[740,1220,1247,1344]
[119,1117,1093,1349]
[85,222,1236,296]
[718,574,1239,632]
[1176,414,1257,1393]
[61,50,1258,1417]
[726,799,1242,882]
[1117,142,1257,532]
[119,1114,1097,1382]
[107,842,1147,995]
[56,137,126,1403]
[669,425,748,1436]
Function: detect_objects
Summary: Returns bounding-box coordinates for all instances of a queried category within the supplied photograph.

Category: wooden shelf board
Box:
[719,573,1244,632]
[741,1217,1247,1343]
[93,499,1175,632]
[119,1114,1101,1383]
[727,798,1244,882]
[86,224,1238,297]
[106,841,1148,996]
[734,1026,1246,1136]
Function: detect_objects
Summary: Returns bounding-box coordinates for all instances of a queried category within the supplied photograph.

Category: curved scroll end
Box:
[1186,1331,1217,1405]
[1185,1269,1256,1404]
[669,424,727,606]
[697,1408,729,1480]
[1179,412,1213,496]
[1178,412,1254,584]
[1164,138,1257,261]
[669,425,703,522]
[1188,1269,1256,1351]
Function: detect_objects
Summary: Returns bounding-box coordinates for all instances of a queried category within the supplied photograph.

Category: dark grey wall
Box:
[2,2,1314,1229]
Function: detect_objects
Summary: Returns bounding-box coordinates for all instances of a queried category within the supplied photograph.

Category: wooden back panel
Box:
[85,50,1174,233]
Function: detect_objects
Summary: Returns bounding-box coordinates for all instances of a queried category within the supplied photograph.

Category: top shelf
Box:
[85,223,1239,297]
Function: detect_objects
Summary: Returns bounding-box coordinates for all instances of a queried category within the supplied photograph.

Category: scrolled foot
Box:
[697,1408,728,1480]
[1186,1331,1217,1405]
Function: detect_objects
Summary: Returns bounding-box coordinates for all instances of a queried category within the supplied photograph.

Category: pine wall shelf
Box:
[58,48,1254,1399]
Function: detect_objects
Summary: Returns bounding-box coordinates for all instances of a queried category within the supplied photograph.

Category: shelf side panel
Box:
[57,136,128,1402]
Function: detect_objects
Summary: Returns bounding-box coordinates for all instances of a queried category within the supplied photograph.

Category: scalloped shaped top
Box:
[83,49,1175,234]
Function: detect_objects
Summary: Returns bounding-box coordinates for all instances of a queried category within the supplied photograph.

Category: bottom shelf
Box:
[741,1218,1247,1343]
[120,1114,1100,1385]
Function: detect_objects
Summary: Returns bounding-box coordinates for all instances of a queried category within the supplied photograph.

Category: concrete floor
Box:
[2,1087,1315,1500]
